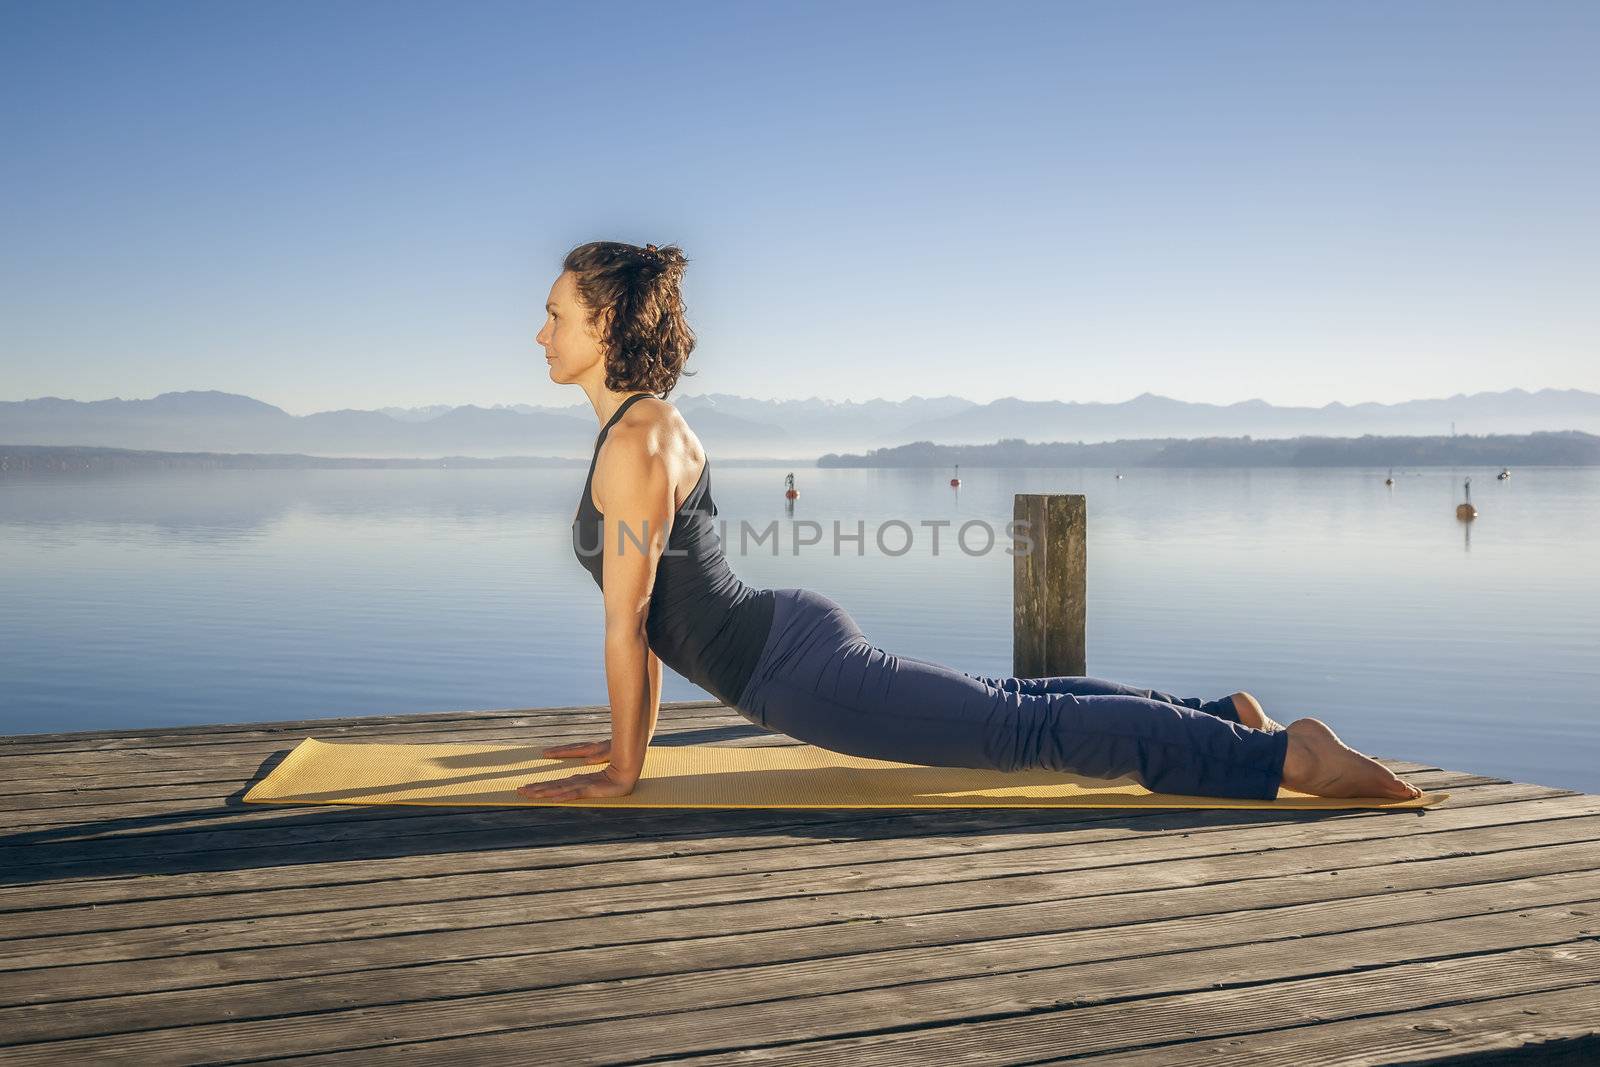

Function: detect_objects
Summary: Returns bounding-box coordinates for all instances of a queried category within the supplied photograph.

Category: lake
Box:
[2,464,1596,792]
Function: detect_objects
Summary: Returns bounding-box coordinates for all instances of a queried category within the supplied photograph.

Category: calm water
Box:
[2,465,1596,792]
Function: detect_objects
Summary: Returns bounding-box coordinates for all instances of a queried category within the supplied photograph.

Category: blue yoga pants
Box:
[732,587,1290,801]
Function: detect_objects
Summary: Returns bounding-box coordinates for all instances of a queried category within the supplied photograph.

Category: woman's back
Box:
[572,392,775,708]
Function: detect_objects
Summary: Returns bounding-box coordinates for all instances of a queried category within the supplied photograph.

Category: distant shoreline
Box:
[0,445,815,473]
[819,430,1600,469]
[4,431,1597,473]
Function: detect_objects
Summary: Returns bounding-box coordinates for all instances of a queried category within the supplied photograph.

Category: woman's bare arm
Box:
[645,645,663,746]
[539,647,659,763]
[594,424,674,783]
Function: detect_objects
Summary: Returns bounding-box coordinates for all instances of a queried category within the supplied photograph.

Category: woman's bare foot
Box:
[1230,691,1284,732]
[1280,717,1423,800]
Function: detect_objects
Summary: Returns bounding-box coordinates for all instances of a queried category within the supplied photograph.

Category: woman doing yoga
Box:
[518,240,1423,805]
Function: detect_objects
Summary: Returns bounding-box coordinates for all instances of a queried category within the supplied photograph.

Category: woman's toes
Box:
[1390,777,1425,800]
[1283,717,1420,800]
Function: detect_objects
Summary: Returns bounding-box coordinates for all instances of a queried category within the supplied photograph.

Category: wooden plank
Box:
[0,780,1542,940]
[0,773,1551,894]
[2,703,1587,1063]
[0,771,1539,905]
[4,859,1598,1047]
[0,701,724,748]
[1,796,1056,873]
[0,707,757,770]
[650,950,1600,1067]
[5,795,1598,973]
[0,727,771,794]
[1063,984,1600,1065]
[0,766,1525,859]
[0,779,1575,936]
[8,831,1596,1016]
[3,907,1594,1064]
[0,775,1539,915]
[0,735,805,819]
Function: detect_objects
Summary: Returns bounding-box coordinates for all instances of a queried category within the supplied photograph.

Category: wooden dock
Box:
[2,702,1597,1065]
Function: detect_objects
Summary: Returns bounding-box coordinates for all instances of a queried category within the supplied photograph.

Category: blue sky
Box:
[2,0,1596,415]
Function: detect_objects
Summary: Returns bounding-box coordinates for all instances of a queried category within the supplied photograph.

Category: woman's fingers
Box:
[516,768,634,802]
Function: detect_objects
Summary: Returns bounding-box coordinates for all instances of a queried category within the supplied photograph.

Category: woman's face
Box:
[537,271,609,384]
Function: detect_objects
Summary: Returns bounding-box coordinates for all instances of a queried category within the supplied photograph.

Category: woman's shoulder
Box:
[601,396,706,478]
[619,396,702,442]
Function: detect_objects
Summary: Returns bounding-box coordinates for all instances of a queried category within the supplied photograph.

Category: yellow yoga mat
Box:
[242,737,1448,810]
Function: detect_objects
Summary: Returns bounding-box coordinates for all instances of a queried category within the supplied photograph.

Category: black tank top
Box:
[571,392,775,708]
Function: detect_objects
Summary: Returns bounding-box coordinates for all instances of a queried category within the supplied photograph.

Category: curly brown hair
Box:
[561,241,697,397]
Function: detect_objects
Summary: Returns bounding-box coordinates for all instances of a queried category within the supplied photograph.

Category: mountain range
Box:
[2,388,1597,460]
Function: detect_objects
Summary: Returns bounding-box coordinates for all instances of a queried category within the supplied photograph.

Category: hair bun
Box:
[561,238,696,396]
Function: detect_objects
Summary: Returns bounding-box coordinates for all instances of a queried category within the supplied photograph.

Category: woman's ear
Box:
[589,305,615,343]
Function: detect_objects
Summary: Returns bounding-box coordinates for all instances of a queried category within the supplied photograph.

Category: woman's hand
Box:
[540,738,613,763]
[517,763,637,802]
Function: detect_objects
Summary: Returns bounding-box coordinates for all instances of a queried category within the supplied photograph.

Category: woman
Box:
[519,240,1423,805]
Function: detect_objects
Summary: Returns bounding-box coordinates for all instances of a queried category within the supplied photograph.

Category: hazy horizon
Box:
[4,383,1595,420]
[5,1,1598,413]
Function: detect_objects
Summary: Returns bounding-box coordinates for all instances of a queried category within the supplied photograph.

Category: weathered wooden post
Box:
[1012,493,1086,678]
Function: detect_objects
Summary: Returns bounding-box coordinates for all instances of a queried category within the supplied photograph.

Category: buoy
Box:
[1455,476,1477,520]
[1114,469,1123,480]
[784,472,798,500]
[1384,466,1394,487]
[949,463,960,488]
